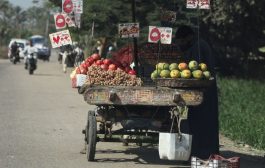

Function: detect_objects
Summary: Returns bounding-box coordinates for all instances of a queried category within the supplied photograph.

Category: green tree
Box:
[199,0,265,76]
[0,0,14,45]
[48,0,265,76]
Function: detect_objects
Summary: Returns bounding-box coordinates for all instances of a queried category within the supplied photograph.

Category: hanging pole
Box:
[131,0,139,74]
[197,8,201,62]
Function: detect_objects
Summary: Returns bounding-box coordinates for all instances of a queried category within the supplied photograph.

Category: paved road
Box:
[0,52,264,168]
[0,52,185,168]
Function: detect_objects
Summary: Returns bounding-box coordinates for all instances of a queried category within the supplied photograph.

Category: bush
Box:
[0,46,8,59]
[218,77,265,149]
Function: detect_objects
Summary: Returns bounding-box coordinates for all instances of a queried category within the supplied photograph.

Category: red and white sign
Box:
[186,0,198,9]
[73,0,83,14]
[148,26,172,44]
[148,26,160,43]
[65,14,76,27]
[62,0,74,14]
[62,0,83,14]
[54,13,76,29]
[49,30,73,48]
[199,0,210,9]
[186,0,210,9]
[54,13,66,29]
[118,23,139,38]
[159,27,172,44]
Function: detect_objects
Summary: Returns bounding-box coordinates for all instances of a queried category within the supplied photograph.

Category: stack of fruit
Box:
[151,60,211,80]
[74,53,136,75]
[70,53,142,86]
[85,65,142,86]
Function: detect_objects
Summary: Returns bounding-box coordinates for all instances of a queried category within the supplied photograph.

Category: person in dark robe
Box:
[175,25,219,159]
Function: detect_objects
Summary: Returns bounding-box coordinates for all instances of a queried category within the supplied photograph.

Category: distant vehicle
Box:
[29,35,51,61]
[8,38,29,59]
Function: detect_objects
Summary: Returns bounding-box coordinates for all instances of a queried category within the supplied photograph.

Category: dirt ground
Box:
[219,134,265,168]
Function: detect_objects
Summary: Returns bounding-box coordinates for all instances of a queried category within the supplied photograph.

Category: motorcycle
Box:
[26,53,37,75]
[10,50,20,64]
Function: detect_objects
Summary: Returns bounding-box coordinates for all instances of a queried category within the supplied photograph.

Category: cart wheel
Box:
[86,110,97,161]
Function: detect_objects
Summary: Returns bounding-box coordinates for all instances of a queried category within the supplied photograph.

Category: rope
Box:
[155,41,162,87]
[197,8,201,63]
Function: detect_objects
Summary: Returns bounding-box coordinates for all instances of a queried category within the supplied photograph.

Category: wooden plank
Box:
[83,86,203,106]
[154,78,214,88]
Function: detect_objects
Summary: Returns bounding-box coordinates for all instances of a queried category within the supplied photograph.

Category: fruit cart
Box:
[72,0,218,162]
[79,76,213,161]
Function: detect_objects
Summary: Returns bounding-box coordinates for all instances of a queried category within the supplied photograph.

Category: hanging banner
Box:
[148,26,161,43]
[65,14,76,27]
[118,23,139,38]
[159,27,172,44]
[49,30,73,48]
[199,0,210,9]
[54,13,66,29]
[62,0,74,14]
[186,0,198,9]
[73,0,83,14]
[54,13,76,29]
[62,0,83,14]
[186,0,210,9]
[148,26,172,44]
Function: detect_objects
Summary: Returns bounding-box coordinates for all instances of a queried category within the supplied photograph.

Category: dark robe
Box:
[181,38,219,159]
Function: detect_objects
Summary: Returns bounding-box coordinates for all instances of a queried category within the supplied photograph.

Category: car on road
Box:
[29,35,51,61]
[8,38,29,59]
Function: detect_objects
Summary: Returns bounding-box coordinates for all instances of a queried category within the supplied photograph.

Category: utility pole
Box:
[32,0,39,34]
[45,11,50,38]
[131,0,139,74]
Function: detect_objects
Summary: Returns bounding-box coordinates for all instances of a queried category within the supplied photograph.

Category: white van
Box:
[8,38,29,59]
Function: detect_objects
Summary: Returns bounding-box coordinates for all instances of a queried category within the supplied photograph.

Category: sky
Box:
[8,0,43,9]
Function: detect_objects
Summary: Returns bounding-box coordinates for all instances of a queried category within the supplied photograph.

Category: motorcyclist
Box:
[10,41,19,61]
[24,40,37,69]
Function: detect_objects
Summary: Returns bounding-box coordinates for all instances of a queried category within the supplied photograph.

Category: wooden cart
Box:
[80,78,213,161]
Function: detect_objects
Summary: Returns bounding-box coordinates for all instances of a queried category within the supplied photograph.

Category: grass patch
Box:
[218,77,265,149]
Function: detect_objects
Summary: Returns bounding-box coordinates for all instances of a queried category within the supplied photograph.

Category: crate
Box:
[191,154,240,168]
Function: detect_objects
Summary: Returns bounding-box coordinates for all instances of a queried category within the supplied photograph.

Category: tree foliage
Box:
[0,0,51,46]
[48,0,265,76]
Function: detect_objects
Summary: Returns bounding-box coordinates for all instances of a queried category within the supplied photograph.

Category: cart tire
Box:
[86,110,97,161]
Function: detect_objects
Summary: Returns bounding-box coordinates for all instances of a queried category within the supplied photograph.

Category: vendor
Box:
[175,25,219,158]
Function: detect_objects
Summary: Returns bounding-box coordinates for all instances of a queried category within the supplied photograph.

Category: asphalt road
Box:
[0,52,186,168]
[0,51,264,168]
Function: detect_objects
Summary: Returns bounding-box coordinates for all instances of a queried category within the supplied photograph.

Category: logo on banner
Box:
[186,0,210,9]
[148,26,172,44]
[54,13,76,29]
[149,27,160,43]
[62,0,74,14]
[49,30,73,48]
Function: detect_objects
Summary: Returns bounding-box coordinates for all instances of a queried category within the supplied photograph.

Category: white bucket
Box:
[159,132,192,161]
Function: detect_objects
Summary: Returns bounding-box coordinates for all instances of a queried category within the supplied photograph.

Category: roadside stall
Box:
[70,0,212,161]
[69,0,239,167]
